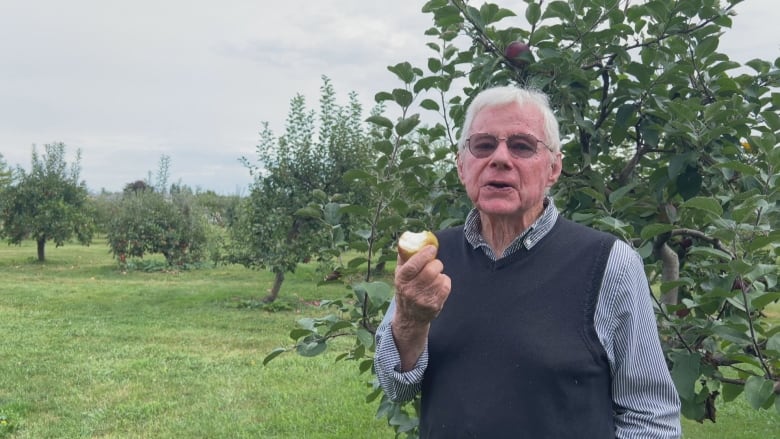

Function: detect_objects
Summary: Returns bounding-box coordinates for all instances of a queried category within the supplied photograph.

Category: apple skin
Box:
[505,41,530,59]
[397,230,439,262]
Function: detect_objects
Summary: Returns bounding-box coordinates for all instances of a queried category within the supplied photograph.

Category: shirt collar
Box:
[463,196,559,260]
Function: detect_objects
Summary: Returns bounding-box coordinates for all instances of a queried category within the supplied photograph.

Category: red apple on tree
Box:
[504,41,532,65]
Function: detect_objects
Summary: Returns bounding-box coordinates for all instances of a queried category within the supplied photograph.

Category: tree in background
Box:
[105,157,209,269]
[266,0,779,435]
[0,153,11,189]
[231,76,376,302]
[0,143,94,262]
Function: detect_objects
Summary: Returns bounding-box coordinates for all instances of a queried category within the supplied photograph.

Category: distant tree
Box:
[0,143,94,261]
[0,153,11,189]
[231,76,376,302]
[106,188,208,268]
[123,180,153,195]
[89,189,122,235]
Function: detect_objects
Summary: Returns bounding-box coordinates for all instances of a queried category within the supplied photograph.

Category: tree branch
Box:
[670,228,735,259]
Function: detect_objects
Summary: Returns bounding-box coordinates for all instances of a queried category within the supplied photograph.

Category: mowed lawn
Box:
[0,240,777,438]
[0,241,389,438]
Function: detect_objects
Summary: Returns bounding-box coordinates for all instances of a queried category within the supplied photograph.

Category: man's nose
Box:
[489,139,513,164]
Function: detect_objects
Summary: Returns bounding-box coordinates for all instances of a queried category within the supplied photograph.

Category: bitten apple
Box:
[397,230,439,261]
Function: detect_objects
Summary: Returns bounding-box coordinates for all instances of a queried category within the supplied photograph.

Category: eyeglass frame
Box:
[465,132,550,159]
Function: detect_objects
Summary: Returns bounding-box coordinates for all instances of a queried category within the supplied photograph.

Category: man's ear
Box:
[456,151,465,182]
[548,152,563,186]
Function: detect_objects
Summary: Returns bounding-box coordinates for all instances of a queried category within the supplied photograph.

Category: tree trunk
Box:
[263,270,284,303]
[654,241,679,305]
[373,260,387,275]
[37,238,46,262]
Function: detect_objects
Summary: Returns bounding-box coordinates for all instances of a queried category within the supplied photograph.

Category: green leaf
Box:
[676,166,702,200]
[681,197,723,217]
[294,207,320,219]
[721,381,743,402]
[296,317,316,331]
[577,187,606,204]
[744,376,775,409]
[392,88,414,107]
[670,351,701,401]
[338,203,369,217]
[660,278,695,294]
[427,57,442,72]
[626,61,652,84]
[421,0,448,14]
[713,160,758,176]
[525,3,541,24]
[357,327,375,349]
[365,115,393,129]
[296,335,327,357]
[262,347,287,366]
[420,98,440,111]
[323,203,341,226]
[543,0,574,20]
[374,91,393,103]
[640,223,674,240]
[387,62,415,84]
[687,246,732,261]
[767,333,780,353]
[354,281,393,310]
[751,292,780,310]
[289,328,313,340]
[712,324,752,344]
[414,76,440,93]
[695,35,719,58]
[395,114,421,137]
[608,183,637,204]
[612,104,635,143]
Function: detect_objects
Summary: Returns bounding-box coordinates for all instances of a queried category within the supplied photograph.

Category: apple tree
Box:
[0,143,94,262]
[266,0,779,435]
[0,153,11,189]
[105,157,210,269]
[230,76,376,302]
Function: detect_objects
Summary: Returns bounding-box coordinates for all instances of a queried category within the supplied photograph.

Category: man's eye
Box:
[473,141,496,151]
[508,141,534,151]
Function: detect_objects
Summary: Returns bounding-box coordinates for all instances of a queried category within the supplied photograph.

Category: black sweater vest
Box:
[420,217,617,438]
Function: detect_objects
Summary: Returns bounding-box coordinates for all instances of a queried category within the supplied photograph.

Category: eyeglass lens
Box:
[468,133,539,158]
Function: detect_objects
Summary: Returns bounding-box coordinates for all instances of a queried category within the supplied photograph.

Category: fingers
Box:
[396,245,439,282]
[393,246,451,324]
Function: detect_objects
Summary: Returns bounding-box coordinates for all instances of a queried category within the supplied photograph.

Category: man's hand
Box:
[394,244,451,324]
[391,244,451,371]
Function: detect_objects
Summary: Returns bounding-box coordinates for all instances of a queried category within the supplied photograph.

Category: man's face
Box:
[457,102,562,224]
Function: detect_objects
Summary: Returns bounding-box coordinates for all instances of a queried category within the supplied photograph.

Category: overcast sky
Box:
[1,0,777,195]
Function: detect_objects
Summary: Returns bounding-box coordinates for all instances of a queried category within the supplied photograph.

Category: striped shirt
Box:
[374,197,682,438]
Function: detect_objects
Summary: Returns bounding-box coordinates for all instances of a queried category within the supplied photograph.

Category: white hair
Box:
[457,86,561,156]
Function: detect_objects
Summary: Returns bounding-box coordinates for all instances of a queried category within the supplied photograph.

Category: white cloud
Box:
[0,0,777,194]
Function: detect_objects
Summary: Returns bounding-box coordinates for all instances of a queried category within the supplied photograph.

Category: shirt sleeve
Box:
[595,240,682,439]
[373,299,427,403]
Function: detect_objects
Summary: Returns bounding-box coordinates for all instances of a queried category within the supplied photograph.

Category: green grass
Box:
[0,241,388,438]
[1,240,778,438]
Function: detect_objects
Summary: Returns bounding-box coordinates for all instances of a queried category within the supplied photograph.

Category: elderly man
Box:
[374,85,681,438]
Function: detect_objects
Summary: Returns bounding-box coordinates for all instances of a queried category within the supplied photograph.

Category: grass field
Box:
[1,240,777,438]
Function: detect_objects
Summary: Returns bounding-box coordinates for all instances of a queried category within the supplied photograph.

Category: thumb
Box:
[396,245,438,281]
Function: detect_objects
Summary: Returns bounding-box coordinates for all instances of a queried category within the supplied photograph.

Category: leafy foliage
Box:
[231,76,376,302]
[105,189,208,268]
[0,143,94,261]
[265,0,779,435]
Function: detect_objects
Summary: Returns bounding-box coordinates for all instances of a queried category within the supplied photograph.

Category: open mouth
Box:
[486,181,512,189]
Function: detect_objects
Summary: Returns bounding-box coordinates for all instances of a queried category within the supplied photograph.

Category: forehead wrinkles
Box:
[470,103,544,138]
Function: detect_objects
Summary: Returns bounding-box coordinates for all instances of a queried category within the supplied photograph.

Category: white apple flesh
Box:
[398,230,439,261]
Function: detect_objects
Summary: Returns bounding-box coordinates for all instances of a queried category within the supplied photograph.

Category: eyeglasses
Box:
[466,133,549,159]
